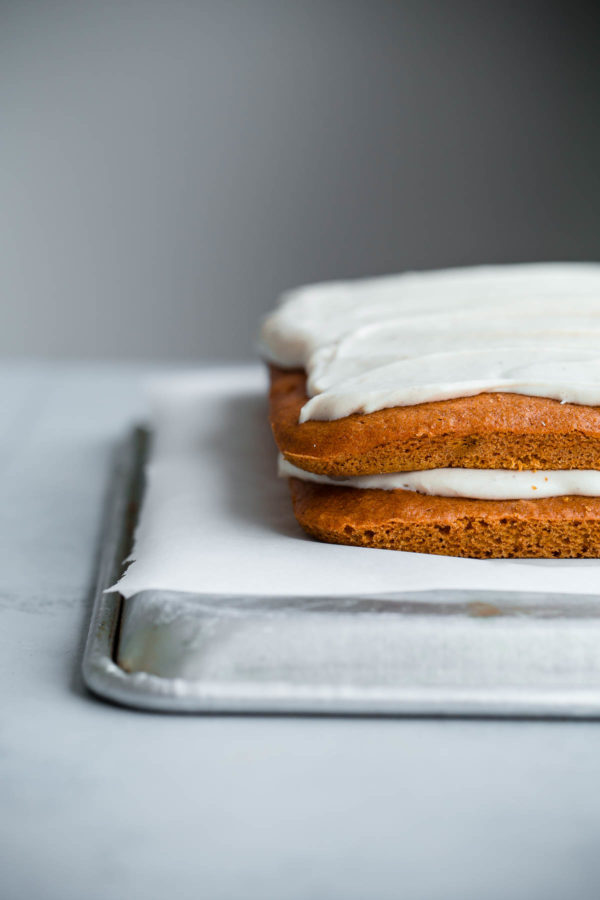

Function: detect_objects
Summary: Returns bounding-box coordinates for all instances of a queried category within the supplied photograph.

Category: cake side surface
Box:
[270,367,600,476]
[289,478,600,558]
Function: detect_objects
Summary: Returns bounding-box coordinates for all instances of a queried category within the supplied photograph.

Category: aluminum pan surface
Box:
[83,429,600,716]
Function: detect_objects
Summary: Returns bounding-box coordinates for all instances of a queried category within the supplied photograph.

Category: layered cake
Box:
[260,264,600,558]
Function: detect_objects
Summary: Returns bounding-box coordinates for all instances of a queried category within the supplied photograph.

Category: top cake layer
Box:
[269,366,600,475]
[260,263,600,422]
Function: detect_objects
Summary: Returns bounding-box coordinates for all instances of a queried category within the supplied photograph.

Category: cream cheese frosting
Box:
[278,456,600,501]
[260,263,600,422]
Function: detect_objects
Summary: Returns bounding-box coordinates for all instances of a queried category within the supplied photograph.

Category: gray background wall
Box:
[1,0,599,361]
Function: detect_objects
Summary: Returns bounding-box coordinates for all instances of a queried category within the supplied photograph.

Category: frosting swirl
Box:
[260,263,600,422]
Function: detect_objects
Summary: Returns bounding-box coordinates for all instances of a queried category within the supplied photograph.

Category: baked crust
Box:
[269,366,600,475]
[289,478,600,558]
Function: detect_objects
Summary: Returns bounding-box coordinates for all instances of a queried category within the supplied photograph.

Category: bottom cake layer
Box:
[288,478,600,558]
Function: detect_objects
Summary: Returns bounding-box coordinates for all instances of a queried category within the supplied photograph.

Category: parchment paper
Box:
[114,365,600,600]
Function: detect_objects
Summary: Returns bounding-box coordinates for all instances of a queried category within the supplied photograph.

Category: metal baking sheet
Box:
[82,429,600,717]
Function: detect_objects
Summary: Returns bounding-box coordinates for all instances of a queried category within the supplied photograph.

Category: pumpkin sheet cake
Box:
[261,264,600,558]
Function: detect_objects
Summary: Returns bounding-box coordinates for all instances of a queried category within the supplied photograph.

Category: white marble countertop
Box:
[3,361,600,900]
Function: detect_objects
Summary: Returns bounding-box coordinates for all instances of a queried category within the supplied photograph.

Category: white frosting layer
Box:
[260,263,600,421]
[279,456,600,500]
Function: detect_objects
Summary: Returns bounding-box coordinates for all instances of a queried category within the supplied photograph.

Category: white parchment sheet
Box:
[114,366,600,600]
